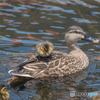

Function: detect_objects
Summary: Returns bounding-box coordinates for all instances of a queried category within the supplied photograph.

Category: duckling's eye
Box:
[43,46,47,51]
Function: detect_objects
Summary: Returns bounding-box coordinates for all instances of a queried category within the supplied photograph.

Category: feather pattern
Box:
[9,50,89,78]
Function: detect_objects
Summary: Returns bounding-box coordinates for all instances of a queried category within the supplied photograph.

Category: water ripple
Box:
[0,25,6,27]
[91,11,100,16]
[3,19,14,23]
[21,14,30,17]
[50,26,65,29]
[6,28,17,31]
[0,12,16,17]
[72,18,98,23]
[0,9,22,12]
[72,0,98,8]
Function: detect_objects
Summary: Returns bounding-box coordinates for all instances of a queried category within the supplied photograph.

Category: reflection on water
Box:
[0,0,100,99]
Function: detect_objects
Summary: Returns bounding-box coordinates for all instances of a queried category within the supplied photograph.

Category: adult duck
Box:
[8,26,99,78]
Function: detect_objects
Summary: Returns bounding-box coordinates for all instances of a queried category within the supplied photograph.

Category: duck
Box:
[8,26,99,79]
[0,84,9,100]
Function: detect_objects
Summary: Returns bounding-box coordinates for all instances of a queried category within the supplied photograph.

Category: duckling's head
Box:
[65,26,99,45]
[36,41,54,57]
[0,85,9,100]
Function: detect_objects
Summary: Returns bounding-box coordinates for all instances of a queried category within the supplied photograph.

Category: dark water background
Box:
[0,0,100,100]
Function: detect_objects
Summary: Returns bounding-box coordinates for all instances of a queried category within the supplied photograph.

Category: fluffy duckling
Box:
[36,41,53,57]
[35,41,54,62]
[0,85,9,100]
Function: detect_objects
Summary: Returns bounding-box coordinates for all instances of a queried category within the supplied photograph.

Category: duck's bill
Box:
[82,34,99,43]
[46,51,49,56]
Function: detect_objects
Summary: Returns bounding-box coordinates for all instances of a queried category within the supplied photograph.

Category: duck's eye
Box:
[75,30,79,34]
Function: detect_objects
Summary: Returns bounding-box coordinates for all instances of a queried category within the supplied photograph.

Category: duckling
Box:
[0,85,9,100]
[8,26,99,79]
[36,41,54,61]
[36,41,53,57]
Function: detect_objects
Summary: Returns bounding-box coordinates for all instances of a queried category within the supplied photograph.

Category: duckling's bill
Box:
[46,51,49,56]
[82,34,99,43]
[36,41,54,57]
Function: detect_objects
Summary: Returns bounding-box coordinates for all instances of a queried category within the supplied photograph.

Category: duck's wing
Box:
[11,55,38,68]
[8,51,65,78]
[8,61,48,78]
[8,55,38,77]
[9,51,84,78]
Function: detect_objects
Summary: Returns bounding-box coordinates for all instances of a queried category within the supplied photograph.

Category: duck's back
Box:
[9,50,88,78]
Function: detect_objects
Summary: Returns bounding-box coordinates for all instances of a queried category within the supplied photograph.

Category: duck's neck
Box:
[67,42,80,53]
[66,42,89,68]
[67,42,87,57]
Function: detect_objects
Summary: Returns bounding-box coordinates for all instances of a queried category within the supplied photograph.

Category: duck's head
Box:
[0,85,7,95]
[36,41,54,57]
[65,26,99,45]
[0,85,9,100]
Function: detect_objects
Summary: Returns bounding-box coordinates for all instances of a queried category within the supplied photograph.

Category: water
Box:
[0,0,100,99]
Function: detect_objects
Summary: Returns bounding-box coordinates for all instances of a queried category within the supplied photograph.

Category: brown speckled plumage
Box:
[14,50,88,78]
[8,26,99,79]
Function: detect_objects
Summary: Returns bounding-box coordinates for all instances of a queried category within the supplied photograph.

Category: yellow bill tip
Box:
[93,39,99,43]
